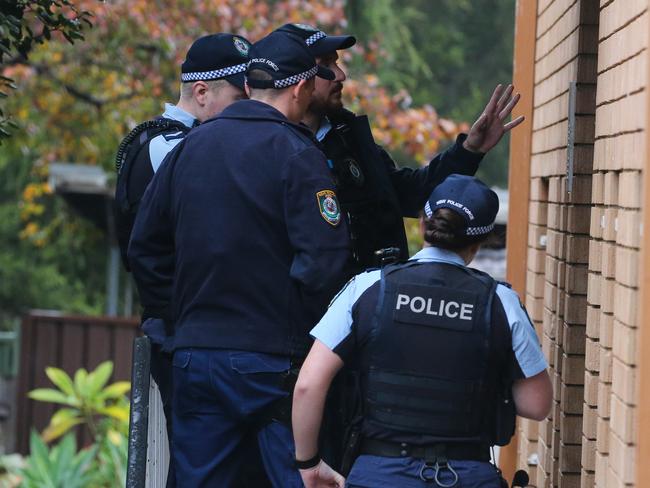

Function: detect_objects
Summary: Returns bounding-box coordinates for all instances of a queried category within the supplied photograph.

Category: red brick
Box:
[599,346,613,382]
[602,171,619,206]
[588,239,601,273]
[599,312,614,349]
[586,304,600,339]
[584,371,599,406]
[611,358,636,405]
[600,241,616,279]
[616,209,642,248]
[613,283,638,327]
[617,170,642,209]
[612,320,637,367]
[585,338,600,374]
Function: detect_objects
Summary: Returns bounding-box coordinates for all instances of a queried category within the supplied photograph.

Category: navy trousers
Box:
[171,348,303,488]
[346,455,503,488]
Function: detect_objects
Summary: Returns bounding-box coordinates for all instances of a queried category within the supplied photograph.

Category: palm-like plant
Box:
[28,361,130,442]
[17,432,98,488]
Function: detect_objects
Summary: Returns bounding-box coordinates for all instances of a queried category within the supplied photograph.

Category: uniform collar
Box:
[410,246,466,266]
[216,99,315,139]
[162,103,197,128]
[315,117,332,141]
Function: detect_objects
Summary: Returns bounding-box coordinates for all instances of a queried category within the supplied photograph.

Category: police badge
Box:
[233,37,250,56]
[316,190,341,226]
[293,23,318,31]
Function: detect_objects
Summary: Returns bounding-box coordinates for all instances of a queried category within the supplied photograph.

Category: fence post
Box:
[127,337,151,488]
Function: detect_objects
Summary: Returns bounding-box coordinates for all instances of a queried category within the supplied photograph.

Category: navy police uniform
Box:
[278,23,485,273]
[128,31,349,487]
[310,177,548,487]
[120,32,251,488]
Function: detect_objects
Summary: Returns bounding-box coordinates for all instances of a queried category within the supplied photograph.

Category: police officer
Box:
[115,32,251,488]
[278,23,524,275]
[292,174,552,488]
[116,33,251,269]
[128,30,350,487]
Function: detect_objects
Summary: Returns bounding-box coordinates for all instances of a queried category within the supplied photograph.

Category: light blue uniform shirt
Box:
[311,246,548,378]
[315,117,332,142]
[148,103,196,173]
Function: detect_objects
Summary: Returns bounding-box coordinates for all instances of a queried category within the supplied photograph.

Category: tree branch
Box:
[32,63,138,109]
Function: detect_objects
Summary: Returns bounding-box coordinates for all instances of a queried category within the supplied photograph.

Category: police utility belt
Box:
[360,438,490,463]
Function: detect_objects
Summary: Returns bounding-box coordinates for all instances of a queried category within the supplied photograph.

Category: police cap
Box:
[425,175,500,236]
[181,33,251,90]
[276,23,356,57]
[246,31,335,89]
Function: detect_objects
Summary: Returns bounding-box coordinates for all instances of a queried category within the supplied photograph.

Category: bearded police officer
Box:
[277,23,524,275]
[292,175,552,488]
[128,30,349,487]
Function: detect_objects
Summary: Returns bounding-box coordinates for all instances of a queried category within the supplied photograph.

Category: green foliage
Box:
[0,142,106,328]
[346,0,516,186]
[28,361,131,443]
[0,362,131,487]
[0,0,93,141]
[16,432,97,488]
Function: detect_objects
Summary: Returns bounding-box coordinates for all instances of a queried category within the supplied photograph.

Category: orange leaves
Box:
[343,75,464,166]
[7,0,466,240]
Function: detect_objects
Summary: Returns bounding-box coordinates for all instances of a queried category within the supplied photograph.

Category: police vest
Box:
[114,118,190,270]
[322,111,408,274]
[362,260,512,446]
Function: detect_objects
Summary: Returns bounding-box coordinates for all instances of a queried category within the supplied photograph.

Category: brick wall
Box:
[522,2,598,487]
[513,0,647,486]
[588,1,646,486]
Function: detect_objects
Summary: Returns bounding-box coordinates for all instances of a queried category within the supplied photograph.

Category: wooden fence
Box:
[15,311,139,454]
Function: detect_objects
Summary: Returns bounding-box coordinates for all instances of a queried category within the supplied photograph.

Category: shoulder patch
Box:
[162,131,186,142]
[316,189,341,226]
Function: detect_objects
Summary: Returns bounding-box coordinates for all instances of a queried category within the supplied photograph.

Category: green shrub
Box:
[2,361,130,487]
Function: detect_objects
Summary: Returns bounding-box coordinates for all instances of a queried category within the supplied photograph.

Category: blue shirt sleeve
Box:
[149,132,185,173]
[496,284,548,378]
[310,270,381,352]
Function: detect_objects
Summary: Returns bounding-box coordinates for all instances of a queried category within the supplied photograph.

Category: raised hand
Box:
[299,460,345,488]
[463,84,525,154]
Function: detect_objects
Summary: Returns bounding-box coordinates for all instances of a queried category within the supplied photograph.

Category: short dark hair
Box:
[423,208,490,250]
[247,69,278,98]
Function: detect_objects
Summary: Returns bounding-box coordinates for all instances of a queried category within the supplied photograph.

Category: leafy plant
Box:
[15,361,131,487]
[28,360,130,442]
[15,432,97,488]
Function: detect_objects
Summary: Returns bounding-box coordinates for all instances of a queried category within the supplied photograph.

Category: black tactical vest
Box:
[114,118,190,270]
[362,260,509,446]
[322,111,408,274]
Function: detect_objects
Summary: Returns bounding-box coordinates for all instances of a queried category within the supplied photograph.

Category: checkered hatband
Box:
[424,201,494,236]
[424,201,433,218]
[465,223,495,236]
[181,62,247,82]
[272,65,318,88]
[305,31,326,46]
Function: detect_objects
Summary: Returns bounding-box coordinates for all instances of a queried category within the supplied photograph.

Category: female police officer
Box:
[291,174,552,488]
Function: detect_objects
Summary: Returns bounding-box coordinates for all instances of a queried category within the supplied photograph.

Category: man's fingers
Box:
[472,112,488,131]
[495,84,514,113]
[334,473,345,488]
[499,92,521,120]
[484,84,503,114]
[504,115,525,131]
